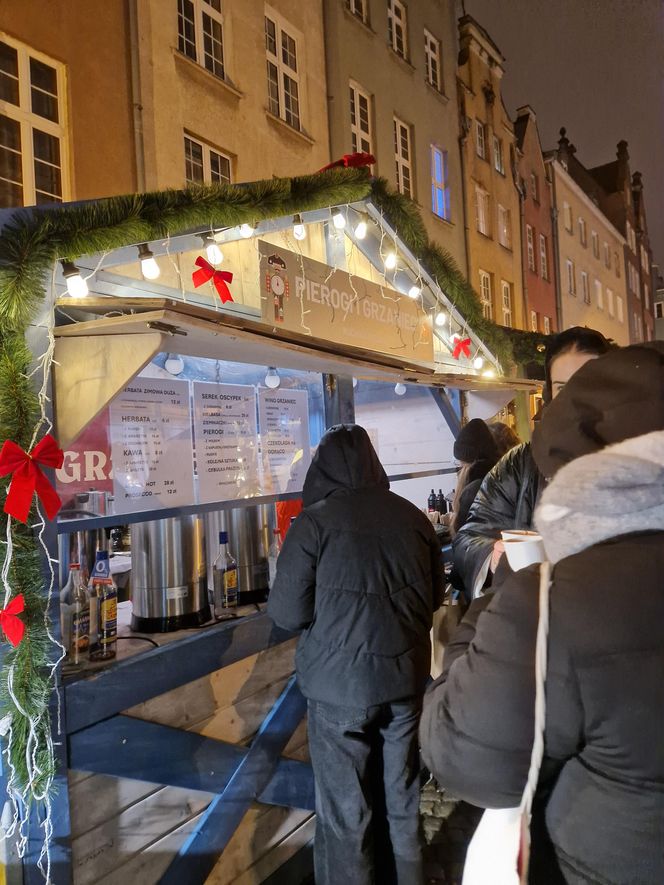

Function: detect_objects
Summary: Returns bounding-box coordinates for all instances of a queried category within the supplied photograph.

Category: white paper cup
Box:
[501,530,541,541]
[501,534,546,571]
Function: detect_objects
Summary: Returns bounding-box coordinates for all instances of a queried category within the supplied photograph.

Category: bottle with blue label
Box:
[212,531,238,618]
[88,550,117,661]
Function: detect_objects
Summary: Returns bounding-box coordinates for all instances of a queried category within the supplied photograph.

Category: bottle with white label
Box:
[212,531,238,618]
[88,550,117,661]
[268,529,282,589]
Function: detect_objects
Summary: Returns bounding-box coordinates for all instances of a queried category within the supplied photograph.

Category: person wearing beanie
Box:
[421,342,664,884]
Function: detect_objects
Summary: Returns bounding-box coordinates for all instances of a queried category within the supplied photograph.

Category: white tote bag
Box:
[462,561,551,885]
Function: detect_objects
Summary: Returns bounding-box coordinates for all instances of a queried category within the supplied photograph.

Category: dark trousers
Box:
[307,698,424,885]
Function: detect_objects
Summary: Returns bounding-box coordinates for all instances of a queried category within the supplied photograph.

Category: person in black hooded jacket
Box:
[268,424,444,885]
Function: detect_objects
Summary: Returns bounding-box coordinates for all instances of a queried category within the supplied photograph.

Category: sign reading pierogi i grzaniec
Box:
[258,241,433,362]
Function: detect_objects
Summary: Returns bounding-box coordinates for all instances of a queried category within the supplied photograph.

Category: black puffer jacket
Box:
[268,424,445,707]
[452,442,543,595]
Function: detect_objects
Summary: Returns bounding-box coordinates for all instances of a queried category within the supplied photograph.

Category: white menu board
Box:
[109,378,195,513]
[258,388,311,495]
[192,382,260,502]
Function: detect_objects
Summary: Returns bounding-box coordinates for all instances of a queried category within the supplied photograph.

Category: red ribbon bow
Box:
[0,594,25,647]
[0,434,64,523]
[318,152,376,172]
[192,256,234,304]
[452,337,472,360]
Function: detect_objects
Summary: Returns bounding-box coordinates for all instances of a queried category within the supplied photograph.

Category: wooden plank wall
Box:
[69,638,313,884]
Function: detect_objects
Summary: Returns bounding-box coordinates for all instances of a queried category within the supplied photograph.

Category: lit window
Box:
[530,172,539,201]
[526,225,535,272]
[616,295,624,323]
[393,116,413,197]
[578,217,587,246]
[475,186,490,236]
[539,234,548,280]
[0,37,67,206]
[349,82,372,155]
[475,119,487,159]
[501,280,513,326]
[498,204,512,249]
[388,0,408,59]
[595,278,603,309]
[479,269,492,319]
[493,136,504,174]
[543,315,551,334]
[430,145,450,220]
[424,30,442,91]
[655,301,664,319]
[607,288,614,316]
[581,271,590,304]
[346,0,367,23]
[566,258,576,295]
[591,230,599,258]
[184,134,231,185]
[530,310,538,332]
[178,0,225,80]
[265,12,301,130]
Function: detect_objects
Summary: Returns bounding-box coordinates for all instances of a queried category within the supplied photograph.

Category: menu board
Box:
[192,382,260,502]
[109,378,194,513]
[258,388,311,495]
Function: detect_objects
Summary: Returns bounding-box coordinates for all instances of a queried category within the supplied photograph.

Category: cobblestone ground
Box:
[420,779,482,884]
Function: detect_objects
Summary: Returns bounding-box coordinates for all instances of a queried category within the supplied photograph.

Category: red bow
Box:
[192,257,234,304]
[0,594,25,647]
[0,435,64,523]
[318,152,376,172]
[452,337,472,360]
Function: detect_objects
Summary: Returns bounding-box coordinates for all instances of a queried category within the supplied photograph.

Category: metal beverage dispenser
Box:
[205,504,275,604]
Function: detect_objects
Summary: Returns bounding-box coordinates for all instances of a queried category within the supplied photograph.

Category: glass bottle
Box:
[88,549,117,661]
[68,566,90,668]
[212,531,238,618]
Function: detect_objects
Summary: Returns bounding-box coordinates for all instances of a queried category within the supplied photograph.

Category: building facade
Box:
[654,265,664,340]
[514,105,557,334]
[323,0,467,269]
[457,15,524,330]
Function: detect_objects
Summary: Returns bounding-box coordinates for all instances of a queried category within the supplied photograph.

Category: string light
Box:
[293,214,307,241]
[60,260,88,297]
[384,251,397,270]
[164,353,184,375]
[331,209,346,230]
[407,285,420,300]
[482,368,496,378]
[202,234,223,266]
[434,311,447,327]
[240,222,255,239]
[137,244,160,280]
[473,356,484,370]
[354,219,368,239]
[264,366,281,389]
[394,382,407,396]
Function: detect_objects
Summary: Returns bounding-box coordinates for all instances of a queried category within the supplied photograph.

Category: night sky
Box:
[465,0,664,269]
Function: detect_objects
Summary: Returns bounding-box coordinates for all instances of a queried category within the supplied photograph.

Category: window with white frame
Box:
[616,294,624,323]
[591,230,599,258]
[595,278,603,309]
[265,11,301,130]
[539,233,548,280]
[629,263,639,296]
[645,283,650,310]
[424,29,442,91]
[184,134,231,185]
[479,269,493,319]
[346,0,367,23]
[614,251,620,277]
[655,301,664,319]
[526,224,535,271]
[530,309,538,332]
[607,287,614,316]
[393,117,412,197]
[563,202,573,232]
[633,311,642,340]
[530,172,539,201]
[543,315,551,334]
[641,244,649,272]
[603,241,611,268]
[498,204,511,249]
[501,280,513,326]
[475,119,487,159]
[431,145,450,220]
[178,0,225,80]
[493,136,504,174]
[566,258,576,295]
[475,186,490,236]
[388,0,408,59]
[581,271,590,304]
[578,217,587,247]
[0,36,68,206]
[349,82,372,155]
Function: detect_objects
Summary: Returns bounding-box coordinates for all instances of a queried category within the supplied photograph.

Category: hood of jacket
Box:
[532,342,664,480]
[302,424,388,507]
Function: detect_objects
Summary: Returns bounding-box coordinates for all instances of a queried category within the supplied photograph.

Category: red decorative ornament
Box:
[452,337,472,360]
[0,594,25,647]
[0,434,64,523]
[318,152,376,172]
[192,256,234,304]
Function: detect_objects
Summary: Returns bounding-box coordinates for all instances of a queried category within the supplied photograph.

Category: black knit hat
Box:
[453,418,499,464]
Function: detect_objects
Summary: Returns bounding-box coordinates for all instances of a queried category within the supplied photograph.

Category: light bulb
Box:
[384,251,397,270]
[352,377,358,388]
[138,244,160,280]
[394,382,407,396]
[434,311,447,327]
[407,285,421,300]
[264,367,281,389]
[293,214,306,241]
[332,209,346,230]
[206,241,223,265]
[240,223,255,238]
[164,354,184,375]
[482,369,496,378]
[61,260,89,298]
[473,356,484,370]
[354,220,367,239]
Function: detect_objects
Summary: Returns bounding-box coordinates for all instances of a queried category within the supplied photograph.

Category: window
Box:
[591,230,599,258]
[614,251,620,277]
[530,310,538,332]
[578,217,587,247]
[184,134,231,185]
[346,0,367,23]
[393,117,412,197]
[498,204,511,249]
[388,0,408,59]
[581,271,590,304]
[475,186,490,236]
[563,202,573,232]
[644,284,650,310]
[633,311,642,341]
[430,146,450,220]
[526,225,536,272]
[539,233,548,280]
[626,221,635,252]
[475,119,487,159]
[178,0,225,80]
[493,136,504,174]
[530,172,539,201]
[0,37,67,207]
[349,82,372,155]
[655,301,664,319]
[479,270,492,319]
[607,288,614,316]
[595,278,603,309]
[566,258,576,295]
[543,315,551,334]
[603,242,611,268]
[265,12,301,130]
[617,295,624,323]
[641,245,649,272]
[424,30,442,91]
[501,280,513,326]
[628,263,639,296]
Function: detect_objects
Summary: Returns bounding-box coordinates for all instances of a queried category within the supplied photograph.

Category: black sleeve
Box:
[267,513,319,632]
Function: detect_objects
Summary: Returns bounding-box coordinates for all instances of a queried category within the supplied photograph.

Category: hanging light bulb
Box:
[61,260,89,297]
[384,251,397,270]
[292,214,307,241]
[264,366,281,389]
[164,353,184,375]
[137,244,160,280]
[473,356,484,370]
[394,382,407,396]
[354,218,368,239]
[202,234,223,266]
[434,311,447,327]
[407,285,421,300]
[482,368,496,378]
[331,209,346,230]
[240,222,255,239]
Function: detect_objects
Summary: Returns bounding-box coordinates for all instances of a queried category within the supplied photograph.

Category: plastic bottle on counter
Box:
[268,529,282,589]
[427,489,437,512]
[436,489,448,515]
[213,531,238,618]
[88,550,117,661]
[68,565,90,668]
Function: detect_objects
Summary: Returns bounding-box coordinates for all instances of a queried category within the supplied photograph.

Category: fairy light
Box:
[240,222,255,239]
[331,209,346,230]
[434,311,447,327]
[202,235,223,266]
[473,356,484,369]
[384,251,397,271]
[482,368,496,378]
[137,244,160,280]
[354,219,367,239]
[407,285,420,300]
[60,260,88,297]
[293,214,307,241]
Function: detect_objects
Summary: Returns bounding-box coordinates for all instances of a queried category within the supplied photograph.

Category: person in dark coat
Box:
[268,424,445,885]
[420,342,664,884]
[453,326,612,598]
[449,418,500,537]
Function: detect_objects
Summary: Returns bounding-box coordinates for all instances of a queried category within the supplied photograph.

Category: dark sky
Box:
[465,0,664,268]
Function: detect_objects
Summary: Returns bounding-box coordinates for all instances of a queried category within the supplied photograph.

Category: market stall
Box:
[0,165,539,884]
